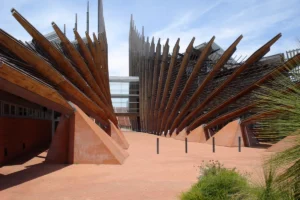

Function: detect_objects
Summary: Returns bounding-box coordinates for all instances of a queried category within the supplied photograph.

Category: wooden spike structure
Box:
[129,16,300,146]
[159,37,195,134]
[171,35,243,134]
[0,6,129,164]
[164,36,216,135]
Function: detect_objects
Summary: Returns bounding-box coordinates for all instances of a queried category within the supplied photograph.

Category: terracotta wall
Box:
[241,124,258,147]
[0,117,51,165]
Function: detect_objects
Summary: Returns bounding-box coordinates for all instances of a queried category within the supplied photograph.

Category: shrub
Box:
[254,62,300,199]
[249,164,295,200]
[180,161,296,200]
[180,160,249,200]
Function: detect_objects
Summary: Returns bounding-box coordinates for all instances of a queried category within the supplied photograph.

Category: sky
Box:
[0,0,300,77]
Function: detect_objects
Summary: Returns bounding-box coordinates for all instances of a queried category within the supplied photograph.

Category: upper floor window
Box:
[0,101,52,120]
[4,104,9,115]
[11,105,16,115]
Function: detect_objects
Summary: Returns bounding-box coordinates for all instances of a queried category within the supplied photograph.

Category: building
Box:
[129,16,300,147]
[0,0,130,166]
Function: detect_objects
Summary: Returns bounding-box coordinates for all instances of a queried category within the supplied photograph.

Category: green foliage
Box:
[180,161,297,200]
[180,160,250,200]
[181,59,300,200]
[250,164,295,200]
[255,60,300,199]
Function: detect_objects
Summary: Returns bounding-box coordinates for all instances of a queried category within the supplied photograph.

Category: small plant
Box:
[180,161,297,200]
[255,61,300,199]
[249,164,295,200]
[180,160,250,200]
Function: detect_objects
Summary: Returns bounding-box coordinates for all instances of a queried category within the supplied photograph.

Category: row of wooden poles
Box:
[0,9,116,134]
[129,16,300,136]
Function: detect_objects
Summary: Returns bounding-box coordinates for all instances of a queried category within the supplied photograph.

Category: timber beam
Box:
[164,36,215,135]
[173,35,243,133]
[156,38,180,134]
[143,37,150,131]
[146,38,155,132]
[186,52,300,132]
[240,81,300,126]
[85,32,97,63]
[52,22,117,115]
[52,23,111,107]
[159,38,195,134]
[241,110,279,126]
[153,39,169,133]
[73,29,109,102]
[0,28,110,128]
[176,34,281,133]
[10,9,117,125]
[149,38,161,132]
[0,62,73,115]
[205,103,257,130]
[93,33,113,109]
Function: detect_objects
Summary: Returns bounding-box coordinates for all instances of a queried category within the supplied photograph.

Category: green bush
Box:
[180,161,249,200]
[254,66,300,199]
[249,164,295,200]
[180,161,296,200]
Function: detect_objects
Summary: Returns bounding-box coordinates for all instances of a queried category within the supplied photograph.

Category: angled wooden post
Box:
[0,29,110,127]
[173,35,243,133]
[159,38,195,135]
[153,39,170,133]
[176,34,281,133]
[164,36,215,134]
[156,39,180,133]
[149,38,161,132]
[187,51,299,132]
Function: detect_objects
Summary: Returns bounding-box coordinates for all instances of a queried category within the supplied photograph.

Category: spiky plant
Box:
[254,57,300,199]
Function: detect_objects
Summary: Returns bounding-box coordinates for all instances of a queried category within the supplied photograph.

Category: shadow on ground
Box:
[0,147,68,191]
[4,147,49,166]
[0,162,68,191]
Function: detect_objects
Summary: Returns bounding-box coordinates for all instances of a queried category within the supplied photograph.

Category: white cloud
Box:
[108,42,129,76]
[0,0,299,78]
[149,0,299,58]
[0,0,129,76]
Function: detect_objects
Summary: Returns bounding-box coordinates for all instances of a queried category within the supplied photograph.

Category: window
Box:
[4,104,9,115]
[11,105,16,115]
[34,110,39,118]
[23,108,28,116]
[0,101,53,120]
[18,107,24,116]
[29,109,33,117]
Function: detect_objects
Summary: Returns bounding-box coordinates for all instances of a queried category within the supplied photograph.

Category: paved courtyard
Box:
[0,131,268,200]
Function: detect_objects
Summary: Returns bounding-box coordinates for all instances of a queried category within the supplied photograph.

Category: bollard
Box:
[185,137,188,153]
[212,137,215,153]
[238,136,241,152]
[157,138,159,154]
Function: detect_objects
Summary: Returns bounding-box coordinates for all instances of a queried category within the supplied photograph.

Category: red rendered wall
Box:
[0,117,51,165]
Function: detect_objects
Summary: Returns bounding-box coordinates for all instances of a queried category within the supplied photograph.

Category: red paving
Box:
[266,136,298,152]
[0,131,270,200]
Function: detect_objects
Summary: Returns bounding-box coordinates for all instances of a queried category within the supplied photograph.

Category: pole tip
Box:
[11,8,16,14]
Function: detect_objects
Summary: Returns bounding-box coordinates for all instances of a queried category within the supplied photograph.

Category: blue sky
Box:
[1,0,300,76]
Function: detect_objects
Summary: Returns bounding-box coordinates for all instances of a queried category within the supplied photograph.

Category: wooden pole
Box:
[174,35,243,133]
[164,36,215,134]
[159,38,195,135]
